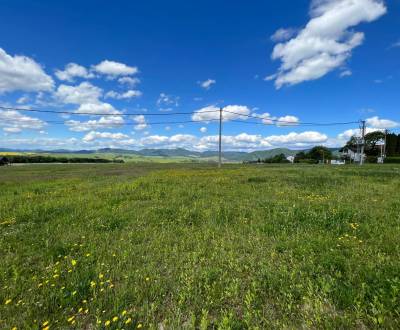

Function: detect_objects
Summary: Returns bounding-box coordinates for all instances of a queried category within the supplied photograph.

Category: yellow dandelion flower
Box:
[100,288,104,292]
[112,316,118,322]
[78,307,83,312]
[67,316,75,322]
[5,298,12,305]
[72,291,77,296]
[84,309,89,314]
[145,277,150,281]
[42,321,49,326]
[99,273,104,279]
[85,253,91,257]
[137,323,143,328]
[105,320,111,326]
[121,310,127,316]
[71,259,77,266]
[71,320,76,325]
[42,326,49,330]
[125,317,132,324]
[12,327,17,330]
[90,280,96,287]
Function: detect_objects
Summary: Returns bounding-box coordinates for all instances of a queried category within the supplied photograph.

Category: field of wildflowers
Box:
[0,163,399,329]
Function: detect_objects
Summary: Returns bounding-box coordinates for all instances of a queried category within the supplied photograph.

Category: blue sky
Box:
[0,0,399,151]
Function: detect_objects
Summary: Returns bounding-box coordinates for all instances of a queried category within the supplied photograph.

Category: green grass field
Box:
[1,163,399,329]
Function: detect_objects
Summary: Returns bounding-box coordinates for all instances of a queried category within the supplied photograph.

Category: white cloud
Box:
[276,115,300,126]
[264,131,328,146]
[157,93,180,107]
[55,63,93,82]
[17,95,30,104]
[82,131,129,142]
[169,134,197,144]
[365,116,399,129]
[105,90,142,99]
[198,79,216,90]
[200,127,207,133]
[0,110,46,133]
[268,0,386,88]
[65,116,125,132]
[118,76,140,86]
[271,28,297,42]
[0,137,80,149]
[192,105,250,122]
[140,135,169,145]
[337,127,384,141]
[0,47,54,93]
[92,60,138,77]
[55,82,102,104]
[340,70,352,77]
[76,102,120,115]
[132,115,148,131]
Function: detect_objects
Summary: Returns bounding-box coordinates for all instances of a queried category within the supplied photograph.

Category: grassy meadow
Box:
[0,163,399,329]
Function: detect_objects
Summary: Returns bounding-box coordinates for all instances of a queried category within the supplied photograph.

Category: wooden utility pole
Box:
[218,107,223,168]
[384,129,388,160]
[360,120,366,166]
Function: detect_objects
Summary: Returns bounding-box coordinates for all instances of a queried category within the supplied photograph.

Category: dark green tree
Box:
[307,146,332,162]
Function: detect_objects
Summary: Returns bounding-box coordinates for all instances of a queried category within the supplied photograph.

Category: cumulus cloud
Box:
[271,28,297,42]
[0,47,54,93]
[0,110,46,134]
[192,105,250,122]
[365,116,399,129]
[264,131,327,146]
[65,116,124,132]
[55,63,94,82]
[82,131,129,142]
[200,127,207,133]
[268,0,386,88]
[92,60,138,77]
[276,115,300,126]
[76,102,120,115]
[54,82,121,115]
[105,90,142,99]
[132,115,148,131]
[198,79,216,90]
[55,82,102,104]
[0,137,80,149]
[118,77,140,86]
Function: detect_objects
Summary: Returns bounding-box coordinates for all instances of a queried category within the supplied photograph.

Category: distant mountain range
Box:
[0,147,340,162]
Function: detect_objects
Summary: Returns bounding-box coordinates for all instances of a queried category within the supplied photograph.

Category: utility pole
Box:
[360,120,366,166]
[218,107,223,168]
[383,129,388,160]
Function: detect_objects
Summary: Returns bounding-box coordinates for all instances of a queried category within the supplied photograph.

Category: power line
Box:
[229,119,359,127]
[225,110,360,126]
[0,105,219,117]
[1,105,363,127]
[0,117,221,126]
